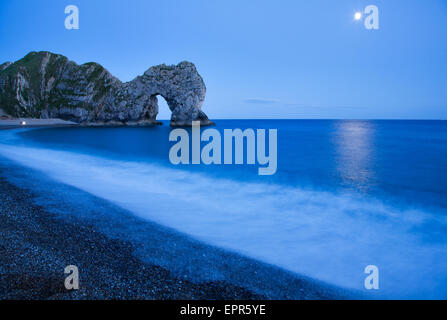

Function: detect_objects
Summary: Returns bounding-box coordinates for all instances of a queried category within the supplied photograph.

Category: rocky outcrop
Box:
[0,51,213,126]
[0,62,12,72]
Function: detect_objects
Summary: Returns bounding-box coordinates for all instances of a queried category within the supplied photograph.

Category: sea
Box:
[0,120,446,299]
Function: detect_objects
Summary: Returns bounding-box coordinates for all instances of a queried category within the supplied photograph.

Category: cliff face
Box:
[0,51,213,126]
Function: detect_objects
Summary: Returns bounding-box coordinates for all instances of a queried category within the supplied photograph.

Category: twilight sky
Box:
[0,0,446,119]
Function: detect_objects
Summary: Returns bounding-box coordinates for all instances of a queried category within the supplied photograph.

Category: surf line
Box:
[169,121,277,175]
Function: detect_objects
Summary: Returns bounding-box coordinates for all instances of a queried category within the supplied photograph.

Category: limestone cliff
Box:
[0,51,213,126]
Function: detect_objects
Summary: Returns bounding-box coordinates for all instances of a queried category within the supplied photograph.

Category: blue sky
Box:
[0,0,446,119]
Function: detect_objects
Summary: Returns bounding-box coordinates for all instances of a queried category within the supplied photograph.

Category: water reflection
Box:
[333,121,376,193]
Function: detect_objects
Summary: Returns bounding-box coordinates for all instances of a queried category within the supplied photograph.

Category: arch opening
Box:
[154,94,171,120]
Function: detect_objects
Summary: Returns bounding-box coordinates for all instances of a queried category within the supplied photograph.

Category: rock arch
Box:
[121,61,214,126]
[0,52,213,126]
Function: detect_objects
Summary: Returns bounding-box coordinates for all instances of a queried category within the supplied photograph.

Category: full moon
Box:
[354,12,362,20]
